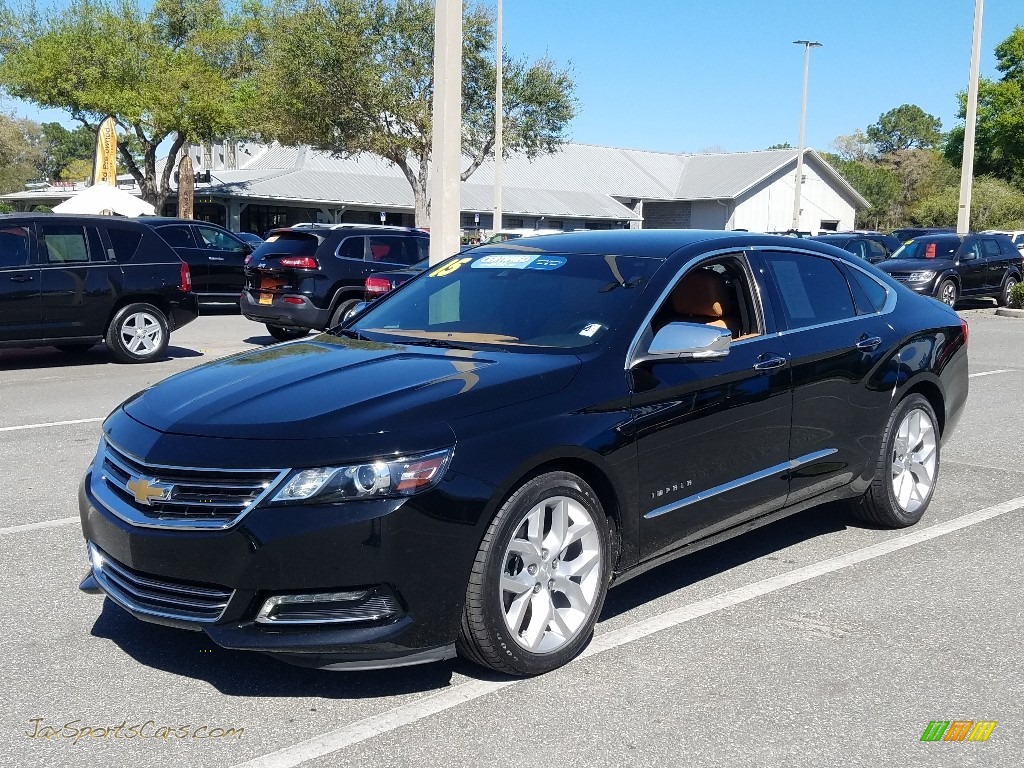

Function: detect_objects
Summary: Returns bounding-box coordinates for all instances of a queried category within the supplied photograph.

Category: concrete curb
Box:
[995,308,1024,318]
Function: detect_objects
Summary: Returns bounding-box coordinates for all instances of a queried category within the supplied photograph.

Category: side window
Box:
[0,225,32,268]
[367,235,417,265]
[762,252,855,329]
[865,240,888,260]
[841,263,889,314]
[651,253,760,339]
[196,225,245,252]
[106,227,143,261]
[158,225,197,249]
[336,236,365,260]
[980,239,1001,259]
[960,241,981,260]
[39,224,90,264]
[415,237,429,262]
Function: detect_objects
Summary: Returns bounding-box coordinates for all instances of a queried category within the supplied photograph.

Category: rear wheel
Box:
[266,324,308,342]
[457,472,610,676]
[937,279,958,308]
[999,275,1019,307]
[852,393,939,528]
[329,298,361,328]
[105,303,169,363]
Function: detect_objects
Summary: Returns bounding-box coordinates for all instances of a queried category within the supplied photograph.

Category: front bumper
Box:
[78,467,482,669]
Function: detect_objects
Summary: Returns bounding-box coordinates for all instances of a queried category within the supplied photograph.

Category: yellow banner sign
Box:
[92,116,118,186]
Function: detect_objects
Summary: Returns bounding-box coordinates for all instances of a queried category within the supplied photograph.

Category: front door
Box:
[193,224,250,296]
[0,223,40,342]
[956,240,987,294]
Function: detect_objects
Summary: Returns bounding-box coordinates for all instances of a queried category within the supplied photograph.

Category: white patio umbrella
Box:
[53,183,156,217]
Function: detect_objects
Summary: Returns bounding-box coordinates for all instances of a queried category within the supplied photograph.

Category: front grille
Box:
[887,272,912,282]
[89,543,233,623]
[92,439,287,530]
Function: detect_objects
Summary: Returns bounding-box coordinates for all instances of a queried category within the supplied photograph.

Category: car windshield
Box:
[889,237,960,260]
[348,250,661,350]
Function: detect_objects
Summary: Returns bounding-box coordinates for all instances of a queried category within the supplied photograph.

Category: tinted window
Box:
[251,231,320,258]
[865,240,888,260]
[196,225,245,251]
[0,225,31,267]
[106,227,143,261]
[890,237,960,260]
[843,264,889,314]
[39,224,90,264]
[979,239,1001,259]
[336,236,364,260]
[763,252,855,329]
[158,225,198,249]
[368,235,419,265]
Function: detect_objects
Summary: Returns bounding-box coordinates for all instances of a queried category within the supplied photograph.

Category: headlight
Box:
[908,270,936,282]
[270,447,452,504]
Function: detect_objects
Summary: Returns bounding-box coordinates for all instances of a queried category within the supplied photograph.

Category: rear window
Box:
[251,231,320,258]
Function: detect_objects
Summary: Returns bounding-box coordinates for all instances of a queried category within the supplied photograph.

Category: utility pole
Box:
[791,40,821,232]
[429,0,463,265]
[957,0,984,235]
[493,0,503,235]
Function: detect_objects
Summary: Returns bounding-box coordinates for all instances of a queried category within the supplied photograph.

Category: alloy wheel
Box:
[890,407,937,514]
[499,495,602,653]
[120,311,163,355]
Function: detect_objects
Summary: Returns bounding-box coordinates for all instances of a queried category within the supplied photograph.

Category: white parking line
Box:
[968,369,1012,378]
[0,517,79,536]
[230,494,1024,768]
[0,417,103,433]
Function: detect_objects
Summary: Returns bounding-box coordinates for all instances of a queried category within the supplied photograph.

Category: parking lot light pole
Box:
[493,0,503,234]
[957,0,984,235]
[791,40,821,232]
[429,0,463,265]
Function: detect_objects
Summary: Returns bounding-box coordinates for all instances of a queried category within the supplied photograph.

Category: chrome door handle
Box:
[856,336,882,351]
[9,275,33,282]
[208,256,225,261]
[753,355,787,371]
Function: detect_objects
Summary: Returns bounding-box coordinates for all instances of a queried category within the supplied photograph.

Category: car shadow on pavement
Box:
[599,500,852,621]
[89,600,456,698]
[0,345,203,370]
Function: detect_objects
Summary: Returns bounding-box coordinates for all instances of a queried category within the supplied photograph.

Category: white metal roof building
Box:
[2,142,868,235]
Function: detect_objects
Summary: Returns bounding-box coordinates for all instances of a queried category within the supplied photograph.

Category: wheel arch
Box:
[899,377,946,436]
[104,294,172,333]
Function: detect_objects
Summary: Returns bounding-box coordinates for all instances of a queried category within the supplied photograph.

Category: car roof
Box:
[0,212,149,227]
[137,217,230,227]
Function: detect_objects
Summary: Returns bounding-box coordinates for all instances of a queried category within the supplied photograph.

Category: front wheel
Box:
[999,275,1019,307]
[851,393,940,528]
[936,279,958,308]
[457,472,611,676]
[266,324,308,342]
[105,303,169,363]
[329,298,361,328]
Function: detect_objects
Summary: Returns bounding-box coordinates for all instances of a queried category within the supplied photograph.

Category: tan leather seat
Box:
[668,268,743,337]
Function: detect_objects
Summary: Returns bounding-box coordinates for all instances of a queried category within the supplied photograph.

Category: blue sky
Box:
[5,0,1021,156]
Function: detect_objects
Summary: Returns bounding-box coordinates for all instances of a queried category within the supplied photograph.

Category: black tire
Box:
[851,393,940,528]
[105,303,169,364]
[54,342,95,354]
[998,274,1019,307]
[329,298,361,328]
[266,324,308,342]
[936,279,958,308]
[457,471,611,676]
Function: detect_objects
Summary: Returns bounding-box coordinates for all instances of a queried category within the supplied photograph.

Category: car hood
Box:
[877,258,956,272]
[120,334,581,445]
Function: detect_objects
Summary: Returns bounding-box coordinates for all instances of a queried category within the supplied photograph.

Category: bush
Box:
[1010,281,1024,309]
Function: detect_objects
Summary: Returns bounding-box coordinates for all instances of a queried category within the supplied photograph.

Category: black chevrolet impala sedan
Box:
[78,230,968,676]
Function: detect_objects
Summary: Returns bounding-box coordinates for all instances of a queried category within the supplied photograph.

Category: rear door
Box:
[978,236,1010,289]
[192,224,249,297]
[154,224,209,294]
[36,221,118,338]
[0,222,41,342]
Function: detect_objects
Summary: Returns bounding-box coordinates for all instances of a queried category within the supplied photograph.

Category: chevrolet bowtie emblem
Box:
[126,476,173,506]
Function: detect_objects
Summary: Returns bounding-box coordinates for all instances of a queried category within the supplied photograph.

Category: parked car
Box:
[808,232,902,263]
[890,227,955,242]
[78,230,968,675]
[483,228,564,244]
[983,230,1024,256]
[364,258,429,301]
[140,218,253,304]
[0,213,197,362]
[240,224,429,341]
[876,232,1023,307]
[234,232,264,249]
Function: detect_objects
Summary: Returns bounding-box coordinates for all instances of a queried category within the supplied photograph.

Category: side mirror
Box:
[633,322,731,366]
[343,301,369,323]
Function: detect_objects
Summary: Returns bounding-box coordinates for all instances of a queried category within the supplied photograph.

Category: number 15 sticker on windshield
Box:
[430,257,472,278]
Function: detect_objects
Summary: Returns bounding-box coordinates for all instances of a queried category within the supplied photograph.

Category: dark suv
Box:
[241,224,429,341]
[140,218,253,304]
[877,232,1023,307]
[0,213,198,362]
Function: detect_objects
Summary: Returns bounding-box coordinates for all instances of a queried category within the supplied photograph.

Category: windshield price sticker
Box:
[472,255,566,270]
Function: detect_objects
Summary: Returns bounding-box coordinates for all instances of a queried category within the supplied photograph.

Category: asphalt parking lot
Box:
[2,302,1022,767]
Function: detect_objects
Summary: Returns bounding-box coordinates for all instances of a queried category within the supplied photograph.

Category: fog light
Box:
[255,590,401,625]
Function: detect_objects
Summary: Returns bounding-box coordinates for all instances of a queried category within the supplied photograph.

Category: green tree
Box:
[0,0,261,210]
[945,27,1024,187]
[912,176,1024,230]
[0,111,45,193]
[256,0,576,226]
[866,104,943,154]
[39,122,94,180]
[826,155,901,230]
[829,129,873,162]
[765,142,792,150]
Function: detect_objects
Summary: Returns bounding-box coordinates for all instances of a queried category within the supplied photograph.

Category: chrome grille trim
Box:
[89,543,233,623]
[91,438,289,530]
